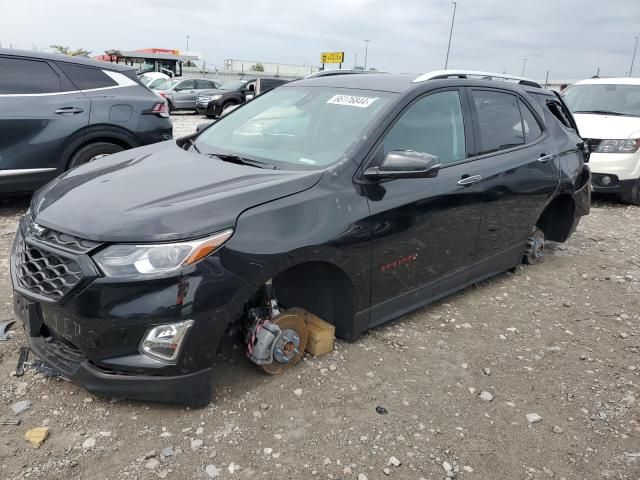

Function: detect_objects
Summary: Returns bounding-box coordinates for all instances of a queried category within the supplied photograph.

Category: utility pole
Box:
[354,53,358,68]
[444,1,457,69]
[186,35,190,51]
[364,40,370,70]
[521,58,528,76]
[544,70,549,88]
[630,36,639,77]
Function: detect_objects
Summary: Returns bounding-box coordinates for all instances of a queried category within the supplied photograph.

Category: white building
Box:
[223,59,319,78]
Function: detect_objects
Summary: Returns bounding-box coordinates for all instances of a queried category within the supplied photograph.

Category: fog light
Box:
[140,320,194,363]
[601,175,612,186]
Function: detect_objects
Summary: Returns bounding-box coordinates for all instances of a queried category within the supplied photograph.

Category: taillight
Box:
[146,101,170,118]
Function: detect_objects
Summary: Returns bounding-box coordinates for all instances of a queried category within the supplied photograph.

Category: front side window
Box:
[56,63,117,90]
[0,57,61,94]
[472,90,525,154]
[563,84,640,117]
[177,79,195,90]
[383,90,466,164]
[196,86,396,170]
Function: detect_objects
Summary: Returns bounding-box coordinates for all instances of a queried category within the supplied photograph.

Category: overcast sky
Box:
[1,0,639,80]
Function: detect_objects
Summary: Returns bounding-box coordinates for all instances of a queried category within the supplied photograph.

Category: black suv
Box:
[0,49,173,194]
[11,71,590,406]
[195,77,289,118]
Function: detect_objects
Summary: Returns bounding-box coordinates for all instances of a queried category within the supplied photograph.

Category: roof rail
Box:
[413,70,542,88]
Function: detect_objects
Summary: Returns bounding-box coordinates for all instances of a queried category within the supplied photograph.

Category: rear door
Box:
[468,88,559,272]
[365,88,483,325]
[0,56,90,187]
[172,79,196,108]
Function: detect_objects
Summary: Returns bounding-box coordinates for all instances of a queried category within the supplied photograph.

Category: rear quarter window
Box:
[533,93,575,131]
[0,57,61,94]
[56,63,118,90]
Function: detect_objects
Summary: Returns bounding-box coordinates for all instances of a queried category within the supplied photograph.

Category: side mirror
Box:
[364,150,441,180]
[196,121,215,132]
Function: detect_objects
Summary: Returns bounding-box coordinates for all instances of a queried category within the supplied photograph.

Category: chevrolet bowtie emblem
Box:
[30,223,45,236]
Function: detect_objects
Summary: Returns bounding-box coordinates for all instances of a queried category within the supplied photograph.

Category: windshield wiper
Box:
[574,110,627,116]
[208,153,277,169]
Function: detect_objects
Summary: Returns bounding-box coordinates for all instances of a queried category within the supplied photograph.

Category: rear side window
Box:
[56,63,117,90]
[0,57,61,94]
[197,80,216,89]
[472,90,524,154]
[517,99,543,142]
[383,90,466,164]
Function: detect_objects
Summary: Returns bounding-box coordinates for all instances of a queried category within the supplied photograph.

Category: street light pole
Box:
[521,58,528,76]
[444,1,457,69]
[354,53,358,68]
[364,40,370,70]
[186,35,190,51]
[630,36,639,77]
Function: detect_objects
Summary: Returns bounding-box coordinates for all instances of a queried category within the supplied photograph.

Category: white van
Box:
[563,78,640,204]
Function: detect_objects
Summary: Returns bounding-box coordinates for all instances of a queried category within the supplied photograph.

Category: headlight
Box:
[596,139,640,154]
[210,94,222,100]
[140,320,194,363]
[93,229,233,277]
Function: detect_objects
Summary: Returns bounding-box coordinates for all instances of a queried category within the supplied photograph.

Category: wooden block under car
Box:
[305,312,335,356]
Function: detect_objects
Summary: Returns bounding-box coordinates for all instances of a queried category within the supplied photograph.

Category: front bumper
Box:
[10,218,254,405]
[589,152,640,182]
[196,100,222,117]
[15,295,212,405]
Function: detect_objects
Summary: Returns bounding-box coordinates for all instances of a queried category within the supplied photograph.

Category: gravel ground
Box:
[1,114,639,479]
[170,111,211,138]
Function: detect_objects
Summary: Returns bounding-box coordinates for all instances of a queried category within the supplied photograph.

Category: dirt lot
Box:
[1,114,640,480]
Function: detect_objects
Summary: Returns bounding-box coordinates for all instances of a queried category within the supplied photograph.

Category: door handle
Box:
[538,153,554,163]
[54,107,84,115]
[457,174,482,186]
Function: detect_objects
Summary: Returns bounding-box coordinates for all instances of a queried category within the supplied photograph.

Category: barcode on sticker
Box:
[327,95,377,108]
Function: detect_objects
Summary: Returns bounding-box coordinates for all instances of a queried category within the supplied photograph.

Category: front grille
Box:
[585,138,602,153]
[37,227,100,254]
[15,236,84,300]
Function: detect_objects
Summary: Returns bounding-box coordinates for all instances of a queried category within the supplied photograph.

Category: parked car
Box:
[0,49,173,194]
[196,77,288,118]
[12,70,590,406]
[153,77,221,112]
[138,71,170,89]
[563,77,640,204]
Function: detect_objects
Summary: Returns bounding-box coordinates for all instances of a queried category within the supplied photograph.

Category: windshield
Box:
[195,86,396,170]
[564,84,640,117]
[220,80,248,91]
[154,79,179,91]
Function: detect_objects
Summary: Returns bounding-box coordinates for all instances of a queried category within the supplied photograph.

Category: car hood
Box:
[574,113,640,139]
[31,141,322,243]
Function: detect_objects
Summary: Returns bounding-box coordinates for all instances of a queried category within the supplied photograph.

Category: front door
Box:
[364,89,484,326]
[467,88,560,270]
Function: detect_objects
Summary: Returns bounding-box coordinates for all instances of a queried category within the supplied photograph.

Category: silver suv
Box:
[153,77,221,112]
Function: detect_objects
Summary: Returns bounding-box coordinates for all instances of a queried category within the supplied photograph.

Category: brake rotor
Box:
[261,308,309,375]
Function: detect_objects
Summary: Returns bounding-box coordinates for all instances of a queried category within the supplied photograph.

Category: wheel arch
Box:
[60,124,141,170]
[536,193,576,242]
[237,259,360,341]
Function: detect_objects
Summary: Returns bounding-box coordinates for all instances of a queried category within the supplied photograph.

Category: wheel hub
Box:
[273,329,300,364]
[528,235,544,258]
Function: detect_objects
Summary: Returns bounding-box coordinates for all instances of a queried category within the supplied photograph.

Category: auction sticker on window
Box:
[327,94,378,108]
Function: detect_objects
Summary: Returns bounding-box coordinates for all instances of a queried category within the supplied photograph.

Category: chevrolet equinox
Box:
[12,70,591,406]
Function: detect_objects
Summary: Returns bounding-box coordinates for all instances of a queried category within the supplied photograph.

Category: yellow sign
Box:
[321,52,344,64]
